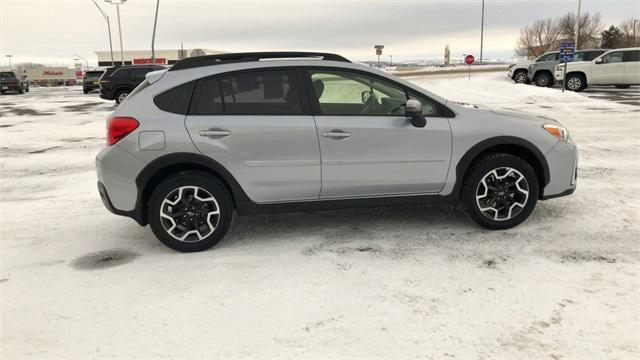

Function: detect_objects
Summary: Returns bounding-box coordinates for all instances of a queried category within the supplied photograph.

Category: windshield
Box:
[0,72,17,79]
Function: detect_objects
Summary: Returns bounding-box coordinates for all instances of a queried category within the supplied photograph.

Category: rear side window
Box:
[154,81,195,114]
[190,69,303,115]
[623,51,640,62]
[1,72,16,78]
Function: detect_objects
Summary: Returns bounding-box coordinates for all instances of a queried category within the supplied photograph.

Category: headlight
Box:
[543,124,571,142]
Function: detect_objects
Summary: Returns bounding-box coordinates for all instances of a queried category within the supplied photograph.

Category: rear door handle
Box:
[322,129,351,139]
[199,128,230,139]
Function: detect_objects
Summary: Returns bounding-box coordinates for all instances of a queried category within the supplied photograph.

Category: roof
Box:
[169,52,350,71]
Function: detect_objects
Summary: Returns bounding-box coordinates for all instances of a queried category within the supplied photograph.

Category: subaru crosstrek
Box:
[96,52,578,252]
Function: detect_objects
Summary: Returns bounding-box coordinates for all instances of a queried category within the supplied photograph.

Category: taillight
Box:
[107,117,139,145]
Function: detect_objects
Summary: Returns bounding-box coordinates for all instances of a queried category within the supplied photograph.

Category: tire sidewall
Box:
[148,173,234,252]
[566,74,586,92]
[463,155,539,230]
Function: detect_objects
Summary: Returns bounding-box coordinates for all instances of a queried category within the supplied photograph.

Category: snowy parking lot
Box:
[1,73,638,359]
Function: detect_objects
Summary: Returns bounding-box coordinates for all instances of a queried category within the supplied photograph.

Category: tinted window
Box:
[191,78,224,115]
[309,70,408,116]
[154,81,195,114]
[112,68,133,78]
[601,51,623,63]
[0,72,16,79]
[220,70,302,115]
[623,50,640,62]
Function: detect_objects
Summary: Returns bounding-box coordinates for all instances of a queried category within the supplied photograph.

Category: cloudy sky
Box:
[1,0,638,66]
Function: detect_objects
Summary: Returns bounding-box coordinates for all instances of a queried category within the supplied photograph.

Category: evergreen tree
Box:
[600,25,623,48]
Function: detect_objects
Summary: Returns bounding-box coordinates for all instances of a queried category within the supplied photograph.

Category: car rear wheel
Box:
[115,90,130,104]
[463,153,539,230]
[534,72,553,87]
[565,74,587,92]
[148,171,234,252]
[512,70,529,84]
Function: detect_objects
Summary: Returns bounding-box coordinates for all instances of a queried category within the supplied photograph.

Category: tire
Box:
[463,153,539,230]
[83,89,89,94]
[565,73,587,92]
[148,171,234,252]
[17,87,24,94]
[534,72,553,87]
[512,70,529,84]
[114,89,130,104]
[614,85,630,89]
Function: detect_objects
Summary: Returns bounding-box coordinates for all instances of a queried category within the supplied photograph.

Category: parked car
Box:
[555,48,640,91]
[99,64,166,103]
[508,52,559,84]
[528,49,607,87]
[0,71,29,94]
[96,52,578,252]
[83,70,105,94]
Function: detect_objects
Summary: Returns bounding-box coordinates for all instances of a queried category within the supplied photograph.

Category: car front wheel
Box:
[512,70,529,84]
[565,74,587,92]
[148,171,234,252]
[463,153,539,230]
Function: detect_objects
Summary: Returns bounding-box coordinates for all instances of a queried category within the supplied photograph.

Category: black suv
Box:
[99,65,166,103]
[0,71,29,95]
[83,70,105,94]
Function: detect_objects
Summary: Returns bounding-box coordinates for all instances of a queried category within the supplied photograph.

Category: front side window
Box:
[536,53,558,62]
[309,70,408,116]
[623,50,640,62]
[601,52,623,63]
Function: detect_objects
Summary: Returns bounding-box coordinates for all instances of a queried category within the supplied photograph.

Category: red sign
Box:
[132,58,167,64]
[465,55,475,65]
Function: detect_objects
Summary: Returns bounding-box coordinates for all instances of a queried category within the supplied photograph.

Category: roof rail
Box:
[169,52,350,71]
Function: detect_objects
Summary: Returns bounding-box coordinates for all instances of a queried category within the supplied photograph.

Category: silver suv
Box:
[96,52,578,252]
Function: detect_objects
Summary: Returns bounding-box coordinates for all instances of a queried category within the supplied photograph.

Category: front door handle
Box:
[322,129,351,140]
[199,128,230,139]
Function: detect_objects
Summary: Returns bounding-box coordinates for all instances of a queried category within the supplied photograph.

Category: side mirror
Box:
[595,58,603,64]
[405,99,426,128]
[361,90,372,104]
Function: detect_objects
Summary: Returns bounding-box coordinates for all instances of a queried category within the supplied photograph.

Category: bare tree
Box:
[619,19,639,47]
[558,12,603,48]
[516,19,561,58]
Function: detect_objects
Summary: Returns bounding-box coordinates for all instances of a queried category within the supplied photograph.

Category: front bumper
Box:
[541,140,578,200]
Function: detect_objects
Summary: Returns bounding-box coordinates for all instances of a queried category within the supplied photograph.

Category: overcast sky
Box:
[1,0,638,66]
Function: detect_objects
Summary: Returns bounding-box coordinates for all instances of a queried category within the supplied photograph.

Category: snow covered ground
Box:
[1,74,638,359]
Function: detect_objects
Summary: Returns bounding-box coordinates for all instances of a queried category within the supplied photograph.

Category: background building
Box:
[94,48,224,66]
[24,67,78,86]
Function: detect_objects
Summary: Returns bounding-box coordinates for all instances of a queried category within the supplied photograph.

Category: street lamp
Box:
[5,55,12,70]
[480,0,485,64]
[91,0,115,66]
[104,0,127,66]
[74,54,89,69]
[151,0,160,63]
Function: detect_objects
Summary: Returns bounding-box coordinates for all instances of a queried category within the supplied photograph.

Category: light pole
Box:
[6,55,12,70]
[105,0,127,65]
[634,19,639,45]
[151,0,160,63]
[575,0,582,50]
[74,54,89,69]
[480,0,485,64]
[91,0,114,66]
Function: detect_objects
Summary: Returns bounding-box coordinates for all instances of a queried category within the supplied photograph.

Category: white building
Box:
[94,48,224,67]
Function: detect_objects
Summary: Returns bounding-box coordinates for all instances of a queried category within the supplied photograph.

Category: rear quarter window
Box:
[153,81,195,114]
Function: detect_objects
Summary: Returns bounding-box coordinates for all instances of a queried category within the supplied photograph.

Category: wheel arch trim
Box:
[133,152,251,225]
[451,136,551,200]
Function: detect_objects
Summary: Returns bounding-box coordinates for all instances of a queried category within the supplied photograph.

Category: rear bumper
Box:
[0,84,21,91]
[98,181,145,225]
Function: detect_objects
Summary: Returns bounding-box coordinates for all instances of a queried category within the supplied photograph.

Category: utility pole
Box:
[91,0,114,66]
[575,0,582,50]
[480,0,485,64]
[151,0,160,63]
[6,55,13,70]
[105,1,128,65]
